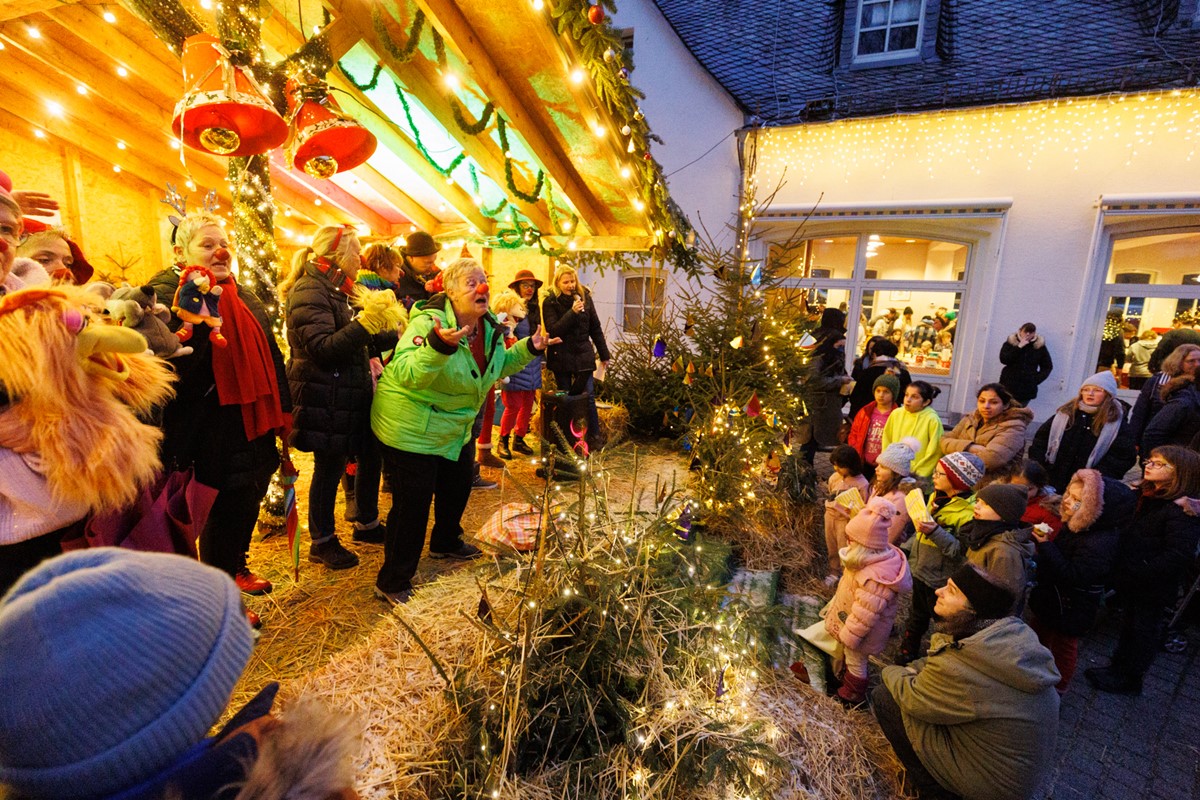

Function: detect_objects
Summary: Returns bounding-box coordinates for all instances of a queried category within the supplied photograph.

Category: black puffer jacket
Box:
[1029,406,1137,492]
[285,263,396,456]
[1141,378,1200,455]
[541,287,610,374]
[998,333,1053,403]
[160,290,291,491]
[1029,473,1134,636]
[1114,492,1200,605]
[393,264,430,310]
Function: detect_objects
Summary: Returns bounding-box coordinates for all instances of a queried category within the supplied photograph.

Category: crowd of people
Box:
[809,310,1200,798]
[2,168,1200,800]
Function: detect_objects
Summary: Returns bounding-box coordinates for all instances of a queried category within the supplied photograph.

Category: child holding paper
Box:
[870,437,922,544]
[895,451,984,665]
[824,445,870,583]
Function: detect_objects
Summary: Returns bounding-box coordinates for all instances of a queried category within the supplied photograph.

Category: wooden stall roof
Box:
[0,0,680,252]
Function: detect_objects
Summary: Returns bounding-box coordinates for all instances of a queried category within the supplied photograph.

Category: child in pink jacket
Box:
[824,445,871,583]
[825,496,913,706]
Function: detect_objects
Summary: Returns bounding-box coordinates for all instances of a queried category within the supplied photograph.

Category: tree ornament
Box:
[621,124,632,136]
[643,152,652,161]
[286,79,378,178]
[634,108,644,121]
[172,33,288,158]
[587,4,604,23]
[618,67,629,80]
[603,47,616,62]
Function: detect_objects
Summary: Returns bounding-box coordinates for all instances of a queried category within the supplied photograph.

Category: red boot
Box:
[836,671,868,708]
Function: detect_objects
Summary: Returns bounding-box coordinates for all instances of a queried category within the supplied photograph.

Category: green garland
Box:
[339,61,382,92]
[372,6,425,65]
[497,117,545,204]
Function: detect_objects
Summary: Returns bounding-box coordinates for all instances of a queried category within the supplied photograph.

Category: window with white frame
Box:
[767,232,970,409]
[854,0,925,61]
[1097,229,1200,390]
[622,272,665,332]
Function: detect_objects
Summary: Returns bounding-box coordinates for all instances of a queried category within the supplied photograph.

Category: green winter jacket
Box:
[882,617,1061,800]
[906,492,975,588]
[371,295,538,460]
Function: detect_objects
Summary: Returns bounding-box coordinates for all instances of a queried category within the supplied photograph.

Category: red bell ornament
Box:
[172,34,288,157]
[286,81,377,179]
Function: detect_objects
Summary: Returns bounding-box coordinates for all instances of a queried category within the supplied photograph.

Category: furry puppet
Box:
[108,284,193,359]
[0,286,175,519]
[172,265,226,347]
[491,289,527,338]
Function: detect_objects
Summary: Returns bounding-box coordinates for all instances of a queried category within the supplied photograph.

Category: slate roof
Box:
[650,0,1200,125]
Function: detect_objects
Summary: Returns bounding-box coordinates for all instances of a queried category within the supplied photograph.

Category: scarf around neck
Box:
[211,278,286,441]
[1044,405,1120,469]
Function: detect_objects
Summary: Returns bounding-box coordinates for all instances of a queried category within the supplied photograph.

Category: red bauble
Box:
[587,4,604,24]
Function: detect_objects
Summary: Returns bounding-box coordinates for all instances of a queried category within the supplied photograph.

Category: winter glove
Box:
[356,288,406,335]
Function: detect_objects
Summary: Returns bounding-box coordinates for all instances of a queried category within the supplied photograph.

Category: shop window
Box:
[1098,230,1200,389]
[767,231,971,392]
[622,272,664,332]
[854,0,925,61]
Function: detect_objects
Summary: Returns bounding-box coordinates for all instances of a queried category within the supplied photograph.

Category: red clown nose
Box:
[475,282,489,295]
[214,247,230,263]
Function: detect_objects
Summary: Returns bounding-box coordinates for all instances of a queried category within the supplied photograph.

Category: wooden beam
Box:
[329,0,554,232]
[58,4,184,78]
[352,164,440,234]
[268,152,394,233]
[404,0,611,235]
[541,235,652,252]
[0,0,81,23]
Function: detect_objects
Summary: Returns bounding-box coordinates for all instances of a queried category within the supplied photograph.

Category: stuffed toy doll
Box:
[172,265,226,347]
[108,284,192,359]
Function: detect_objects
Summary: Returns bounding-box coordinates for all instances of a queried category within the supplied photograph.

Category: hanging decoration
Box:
[586,4,605,24]
[172,33,288,157]
[285,79,378,178]
[652,337,667,358]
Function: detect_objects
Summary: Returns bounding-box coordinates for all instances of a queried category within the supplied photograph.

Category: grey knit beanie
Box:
[978,483,1029,526]
[0,548,253,798]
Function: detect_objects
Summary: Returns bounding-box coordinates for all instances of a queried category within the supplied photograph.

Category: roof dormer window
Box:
[854,0,925,62]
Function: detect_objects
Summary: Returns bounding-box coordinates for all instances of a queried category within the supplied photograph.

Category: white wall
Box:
[750,91,1200,422]
[584,0,745,345]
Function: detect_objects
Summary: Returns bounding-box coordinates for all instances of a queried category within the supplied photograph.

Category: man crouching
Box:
[871,564,1061,800]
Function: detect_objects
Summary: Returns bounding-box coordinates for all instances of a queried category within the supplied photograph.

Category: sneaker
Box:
[429,542,483,560]
[477,448,505,469]
[308,537,360,570]
[352,520,386,544]
[374,586,412,606]
[472,474,499,490]
[512,437,534,455]
[235,568,273,595]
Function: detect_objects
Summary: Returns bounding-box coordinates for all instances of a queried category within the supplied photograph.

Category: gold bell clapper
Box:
[285,79,378,178]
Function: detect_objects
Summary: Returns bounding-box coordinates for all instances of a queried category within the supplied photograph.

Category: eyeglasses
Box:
[1144,460,1175,470]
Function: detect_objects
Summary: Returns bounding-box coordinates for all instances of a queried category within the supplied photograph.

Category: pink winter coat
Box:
[825,545,913,656]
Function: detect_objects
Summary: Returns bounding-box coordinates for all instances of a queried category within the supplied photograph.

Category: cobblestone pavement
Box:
[1045,609,1200,800]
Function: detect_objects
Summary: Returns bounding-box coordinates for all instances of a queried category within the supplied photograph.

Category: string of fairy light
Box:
[754,89,1200,187]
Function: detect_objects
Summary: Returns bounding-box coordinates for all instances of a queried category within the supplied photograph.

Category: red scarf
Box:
[211,278,286,440]
[313,256,356,297]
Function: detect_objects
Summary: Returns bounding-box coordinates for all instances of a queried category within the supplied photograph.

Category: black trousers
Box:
[1111,594,1168,679]
[899,579,939,661]
[198,471,272,578]
[376,442,474,593]
[870,683,962,799]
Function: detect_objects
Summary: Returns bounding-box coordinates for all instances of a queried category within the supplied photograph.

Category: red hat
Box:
[19,219,95,285]
[508,269,543,291]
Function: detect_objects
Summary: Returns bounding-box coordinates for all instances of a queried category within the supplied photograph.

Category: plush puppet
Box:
[108,284,192,359]
[172,265,226,347]
[0,286,175,526]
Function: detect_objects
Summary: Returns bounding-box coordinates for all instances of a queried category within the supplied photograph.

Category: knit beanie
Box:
[402,230,438,258]
[948,564,1016,620]
[977,483,1029,526]
[0,549,253,798]
[845,496,897,550]
[1081,370,1119,398]
[876,436,922,477]
[939,451,984,492]
[872,373,901,401]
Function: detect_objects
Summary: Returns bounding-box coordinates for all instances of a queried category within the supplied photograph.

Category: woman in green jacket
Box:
[370,258,557,604]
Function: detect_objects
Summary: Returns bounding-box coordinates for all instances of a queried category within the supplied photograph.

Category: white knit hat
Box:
[876,436,922,477]
[1081,370,1119,398]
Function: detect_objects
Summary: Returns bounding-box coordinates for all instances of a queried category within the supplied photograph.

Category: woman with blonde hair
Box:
[158,213,289,613]
[1138,344,1200,456]
[540,264,610,448]
[1029,371,1135,492]
[282,225,402,571]
[14,224,93,285]
[1130,342,1200,449]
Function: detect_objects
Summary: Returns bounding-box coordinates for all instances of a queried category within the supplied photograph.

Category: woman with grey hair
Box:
[370,258,558,604]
